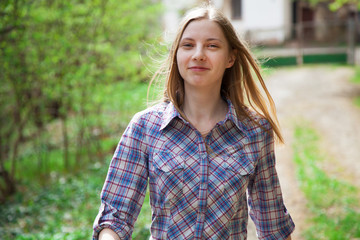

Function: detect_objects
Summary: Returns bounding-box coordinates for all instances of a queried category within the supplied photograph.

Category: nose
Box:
[192,46,206,61]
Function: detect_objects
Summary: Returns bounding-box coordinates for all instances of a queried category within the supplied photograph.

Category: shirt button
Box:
[199,213,205,221]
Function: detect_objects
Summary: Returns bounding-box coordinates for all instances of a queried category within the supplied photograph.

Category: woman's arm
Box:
[99,228,120,240]
[92,113,149,239]
[247,119,295,239]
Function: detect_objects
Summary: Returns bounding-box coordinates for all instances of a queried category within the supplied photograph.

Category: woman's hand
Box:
[99,228,120,240]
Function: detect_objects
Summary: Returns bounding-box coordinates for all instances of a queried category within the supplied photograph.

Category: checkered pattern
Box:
[92,100,295,239]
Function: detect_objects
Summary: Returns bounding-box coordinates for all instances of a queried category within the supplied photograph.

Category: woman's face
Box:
[176,19,235,93]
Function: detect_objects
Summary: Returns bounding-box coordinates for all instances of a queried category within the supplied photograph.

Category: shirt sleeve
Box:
[247,120,295,240]
[92,114,149,240]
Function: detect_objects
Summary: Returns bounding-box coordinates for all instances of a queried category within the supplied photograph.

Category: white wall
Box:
[242,0,288,43]
[244,0,283,29]
[162,0,292,44]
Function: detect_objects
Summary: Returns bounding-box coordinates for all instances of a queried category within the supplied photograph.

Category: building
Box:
[162,0,291,44]
[162,0,357,46]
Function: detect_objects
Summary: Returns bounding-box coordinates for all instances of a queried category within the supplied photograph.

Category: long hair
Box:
[149,5,283,143]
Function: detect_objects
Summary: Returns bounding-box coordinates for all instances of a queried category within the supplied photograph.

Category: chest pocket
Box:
[222,148,256,206]
[153,151,185,205]
[224,147,255,176]
[153,151,184,172]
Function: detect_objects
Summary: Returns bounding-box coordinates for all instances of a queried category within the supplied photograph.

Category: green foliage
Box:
[0,0,163,199]
[293,123,360,239]
[0,165,152,239]
[133,191,152,240]
[329,0,360,11]
[0,0,162,236]
[0,162,107,239]
[0,79,154,238]
[8,81,151,181]
[302,0,360,10]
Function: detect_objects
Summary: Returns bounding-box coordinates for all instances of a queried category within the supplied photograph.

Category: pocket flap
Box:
[225,151,255,175]
[153,151,184,172]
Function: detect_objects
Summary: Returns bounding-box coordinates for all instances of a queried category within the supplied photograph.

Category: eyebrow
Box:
[180,37,224,43]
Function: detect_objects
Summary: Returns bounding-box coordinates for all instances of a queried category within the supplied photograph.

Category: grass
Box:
[0,162,152,240]
[0,164,106,239]
[355,97,360,108]
[351,67,360,108]
[293,123,360,240]
[351,67,360,84]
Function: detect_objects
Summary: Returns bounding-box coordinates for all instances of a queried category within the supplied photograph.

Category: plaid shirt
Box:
[93,100,295,240]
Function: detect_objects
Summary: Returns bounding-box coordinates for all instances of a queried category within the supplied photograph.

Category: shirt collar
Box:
[160,100,244,132]
[222,99,243,132]
[160,102,183,130]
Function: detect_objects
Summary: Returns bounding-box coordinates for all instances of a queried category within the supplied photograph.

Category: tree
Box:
[0,0,163,201]
[301,0,360,10]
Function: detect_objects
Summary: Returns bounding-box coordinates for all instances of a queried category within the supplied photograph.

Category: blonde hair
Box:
[150,5,283,143]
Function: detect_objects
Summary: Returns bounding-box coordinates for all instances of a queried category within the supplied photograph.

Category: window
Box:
[231,0,242,19]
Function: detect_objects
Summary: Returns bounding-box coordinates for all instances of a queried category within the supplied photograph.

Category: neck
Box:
[182,86,227,134]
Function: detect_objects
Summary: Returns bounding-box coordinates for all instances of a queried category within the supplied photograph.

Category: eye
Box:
[181,42,193,48]
[208,44,219,48]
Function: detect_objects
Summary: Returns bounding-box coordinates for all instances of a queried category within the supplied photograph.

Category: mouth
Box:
[188,66,209,71]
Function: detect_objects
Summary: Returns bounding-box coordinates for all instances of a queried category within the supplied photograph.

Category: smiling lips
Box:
[188,66,210,72]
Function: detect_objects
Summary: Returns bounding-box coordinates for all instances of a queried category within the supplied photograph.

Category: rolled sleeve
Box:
[92,114,149,240]
[247,120,295,240]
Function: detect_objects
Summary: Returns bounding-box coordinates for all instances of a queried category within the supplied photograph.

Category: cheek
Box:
[176,51,187,71]
[217,53,232,69]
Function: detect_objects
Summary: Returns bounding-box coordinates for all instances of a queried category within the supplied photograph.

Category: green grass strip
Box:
[351,67,360,108]
[351,67,360,84]
[293,124,360,240]
[354,97,360,108]
[354,96,360,108]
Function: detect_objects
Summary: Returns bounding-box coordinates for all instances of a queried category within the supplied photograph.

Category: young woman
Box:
[93,5,295,240]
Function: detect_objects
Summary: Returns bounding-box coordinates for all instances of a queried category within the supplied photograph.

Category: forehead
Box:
[181,19,226,41]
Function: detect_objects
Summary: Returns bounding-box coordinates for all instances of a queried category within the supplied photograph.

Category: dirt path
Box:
[247,66,360,239]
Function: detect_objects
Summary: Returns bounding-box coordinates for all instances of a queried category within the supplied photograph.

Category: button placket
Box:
[194,133,209,240]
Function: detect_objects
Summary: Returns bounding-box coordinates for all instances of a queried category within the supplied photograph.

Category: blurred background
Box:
[1,0,359,239]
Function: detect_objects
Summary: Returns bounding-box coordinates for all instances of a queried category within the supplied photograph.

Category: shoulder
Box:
[239,108,275,157]
[238,107,272,138]
[130,102,169,126]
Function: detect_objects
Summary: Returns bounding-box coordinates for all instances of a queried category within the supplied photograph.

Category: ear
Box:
[226,49,236,68]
